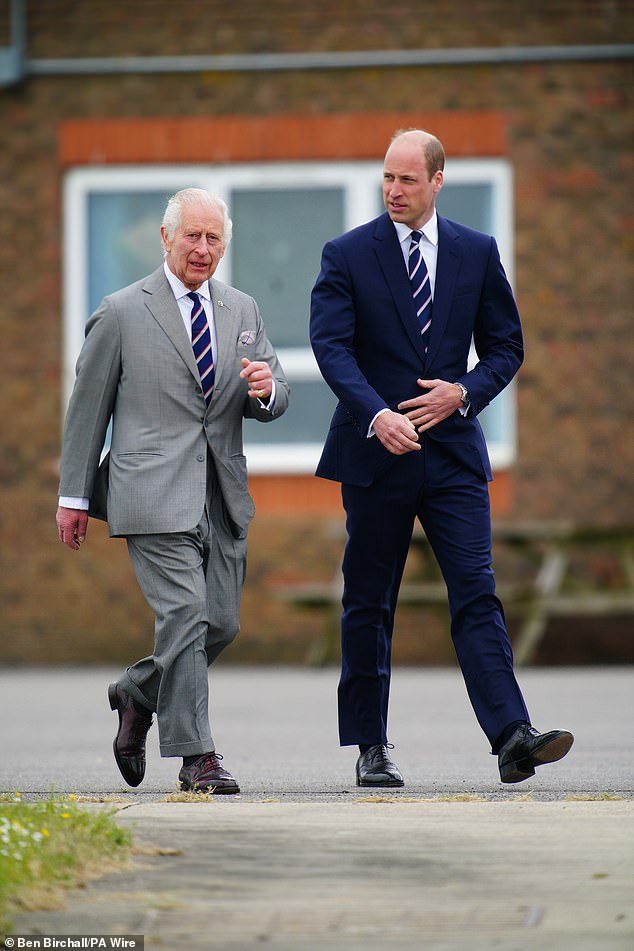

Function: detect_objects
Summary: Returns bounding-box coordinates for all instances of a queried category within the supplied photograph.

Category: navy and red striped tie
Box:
[187,291,214,405]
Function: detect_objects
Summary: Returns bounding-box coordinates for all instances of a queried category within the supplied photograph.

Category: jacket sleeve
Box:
[242,296,289,422]
[310,240,388,434]
[58,298,122,499]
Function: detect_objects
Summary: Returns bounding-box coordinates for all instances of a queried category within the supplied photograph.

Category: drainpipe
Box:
[0,0,25,87]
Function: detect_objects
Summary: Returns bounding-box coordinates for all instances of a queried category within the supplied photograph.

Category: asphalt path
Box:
[1,665,632,800]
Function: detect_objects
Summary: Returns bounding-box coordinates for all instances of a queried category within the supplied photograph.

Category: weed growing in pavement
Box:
[163,789,216,802]
[565,792,624,801]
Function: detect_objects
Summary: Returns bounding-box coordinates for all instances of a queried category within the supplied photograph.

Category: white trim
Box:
[62,158,517,472]
[273,349,321,378]
[246,445,324,474]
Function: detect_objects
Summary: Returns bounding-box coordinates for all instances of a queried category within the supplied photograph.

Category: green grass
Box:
[0,792,131,932]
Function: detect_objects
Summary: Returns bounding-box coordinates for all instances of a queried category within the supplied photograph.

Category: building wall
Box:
[0,1,632,663]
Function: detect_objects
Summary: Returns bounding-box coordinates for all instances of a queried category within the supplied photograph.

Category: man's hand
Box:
[56,507,89,551]
[239,358,272,401]
[373,410,421,455]
[398,379,463,433]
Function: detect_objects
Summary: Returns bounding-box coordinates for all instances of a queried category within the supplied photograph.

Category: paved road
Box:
[1,665,632,800]
[2,666,633,949]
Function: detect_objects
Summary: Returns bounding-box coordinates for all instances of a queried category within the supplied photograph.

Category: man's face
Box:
[161,202,226,290]
[382,138,443,230]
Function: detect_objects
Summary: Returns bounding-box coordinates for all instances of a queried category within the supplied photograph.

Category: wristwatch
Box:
[456,382,470,409]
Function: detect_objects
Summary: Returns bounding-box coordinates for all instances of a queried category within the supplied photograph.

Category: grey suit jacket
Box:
[59,266,289,538]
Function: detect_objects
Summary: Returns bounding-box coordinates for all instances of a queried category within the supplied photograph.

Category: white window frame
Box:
[63,158,516,472]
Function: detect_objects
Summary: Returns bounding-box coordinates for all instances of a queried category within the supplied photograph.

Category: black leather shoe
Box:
[178,752,240,794]
[108,683,153,787]
[356,745,404,787]
[498,724,574,783]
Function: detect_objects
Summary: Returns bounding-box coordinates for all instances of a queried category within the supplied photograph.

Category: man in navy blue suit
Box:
[310,129,573,787]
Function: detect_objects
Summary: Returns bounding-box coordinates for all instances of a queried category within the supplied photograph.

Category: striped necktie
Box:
[408,230,432,352]
[187,291,214,405]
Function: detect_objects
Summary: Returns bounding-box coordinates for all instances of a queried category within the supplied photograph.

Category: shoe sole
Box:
[356,769,404,788]
[179,782,240,795]
[500,731,574,784]
[531,731,574,765]
[356,779,405,787]
[108,682,144,788]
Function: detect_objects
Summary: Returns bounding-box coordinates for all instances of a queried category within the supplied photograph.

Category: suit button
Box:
[196,454,205,462]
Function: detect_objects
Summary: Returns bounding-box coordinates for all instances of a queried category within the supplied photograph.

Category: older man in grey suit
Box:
[57,188,289,793]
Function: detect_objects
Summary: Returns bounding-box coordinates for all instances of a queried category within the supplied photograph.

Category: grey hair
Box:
[161,188,233,247]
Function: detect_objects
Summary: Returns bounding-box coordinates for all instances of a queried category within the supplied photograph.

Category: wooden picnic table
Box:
[275,520,634,666]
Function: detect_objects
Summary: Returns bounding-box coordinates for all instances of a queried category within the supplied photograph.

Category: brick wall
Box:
[0,1,632,663]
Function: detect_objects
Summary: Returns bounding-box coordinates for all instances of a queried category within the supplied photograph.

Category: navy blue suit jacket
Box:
[310,212,523,487]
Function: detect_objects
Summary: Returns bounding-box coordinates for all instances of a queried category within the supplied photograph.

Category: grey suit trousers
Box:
[117,462,245,757]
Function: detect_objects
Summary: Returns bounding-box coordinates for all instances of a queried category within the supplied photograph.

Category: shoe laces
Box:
[129,716,152,743]
[372,744,394,765]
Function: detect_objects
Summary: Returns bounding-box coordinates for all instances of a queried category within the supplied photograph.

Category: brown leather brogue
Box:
[178,752,240,794]
[108,682,154,787]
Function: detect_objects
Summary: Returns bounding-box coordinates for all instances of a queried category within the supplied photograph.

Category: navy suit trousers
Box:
[338,441,530,750]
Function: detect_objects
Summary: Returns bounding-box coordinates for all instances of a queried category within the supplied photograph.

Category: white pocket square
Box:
[238,330,256,346]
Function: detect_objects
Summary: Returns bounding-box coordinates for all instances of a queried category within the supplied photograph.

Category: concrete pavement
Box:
[1,666,633,948]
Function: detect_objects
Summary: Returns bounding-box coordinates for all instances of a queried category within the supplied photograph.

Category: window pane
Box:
[243,379,337,445]
[230,188,344,347]
[478,387,511,445]
[88,191,172,312]
[436,184,492,233]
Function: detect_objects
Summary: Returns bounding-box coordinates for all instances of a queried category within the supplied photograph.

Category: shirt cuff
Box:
[368,407,391,438]
[59,497,90,510]
[258,379,277,410]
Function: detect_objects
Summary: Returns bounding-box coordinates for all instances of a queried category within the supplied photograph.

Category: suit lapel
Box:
[142,268,199,381]
[424,215,461,371]
[209,279,236,394]
[372,214,428,366]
